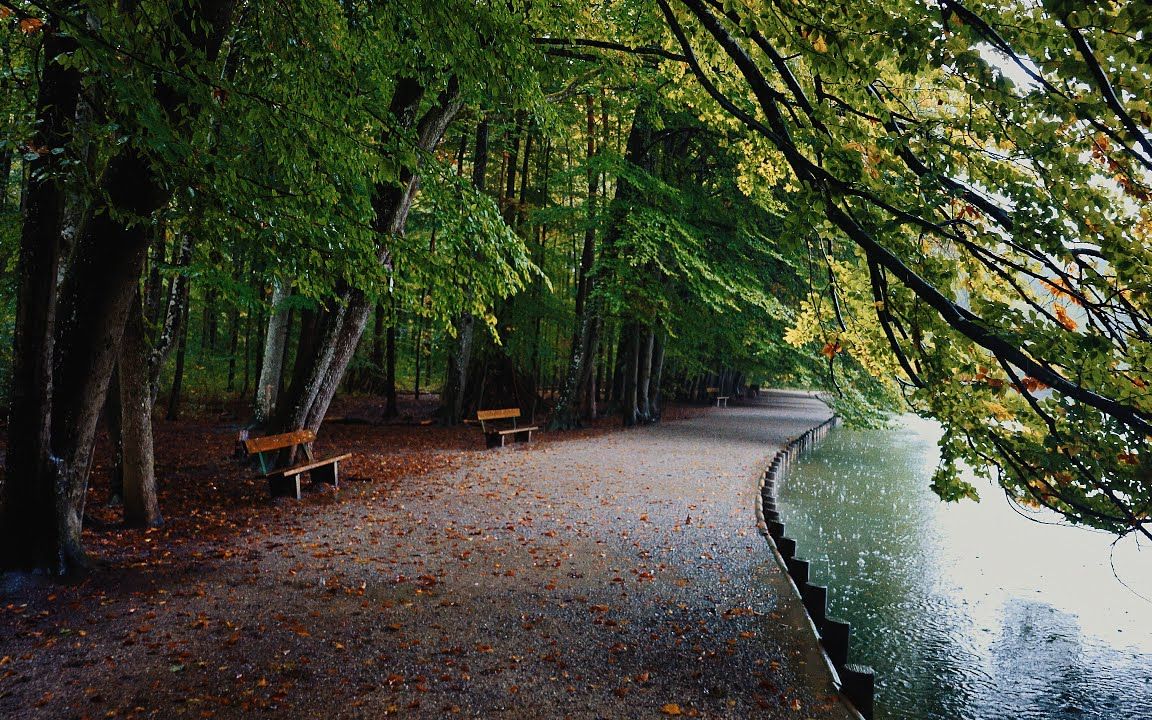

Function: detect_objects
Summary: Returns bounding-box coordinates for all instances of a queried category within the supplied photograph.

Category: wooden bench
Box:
[477,408,538,448]
[243,429,352,499]
[706,387,730,407]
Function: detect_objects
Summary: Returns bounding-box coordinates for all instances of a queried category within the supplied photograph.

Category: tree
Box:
[659,0,1152,538]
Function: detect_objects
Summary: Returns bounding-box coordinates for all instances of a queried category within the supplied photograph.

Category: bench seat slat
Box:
[261,452,353,478]
[494,426,539,435]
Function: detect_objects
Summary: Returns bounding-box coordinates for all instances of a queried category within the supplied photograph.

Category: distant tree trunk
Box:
[118,290,162,527]
[149,233,192,406]
[226,303,240,392]
[637,326,655,424]
[254,280,290,424]
[0,149,11,209]
[622,323,641,427]
[242,302,256,398]
[384,297,398,418]
[166,290,190,422]
[0,24,80,573]
[550,98,600,430]
[649,329,666,421]
[414,311,425,400]
[201,286,218,351]
[371,300,386,390]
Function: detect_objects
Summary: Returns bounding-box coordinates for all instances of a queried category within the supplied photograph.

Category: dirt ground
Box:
[0,392,856,719]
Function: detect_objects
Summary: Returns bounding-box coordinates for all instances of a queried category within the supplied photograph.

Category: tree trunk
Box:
[226,289,241,392]
[166,291,190,422]
[414,311,425,400]
[580,317,600,420]
[254,280,291,424]
[549,98,600,430]
[0,24,81,573]
[622,323,641,427]
[118,291,162,527]
[649,329,666,421]
[371,300,386,390]
[149,233,193,406]
[0,148,11,210]
[637,326,655,424]
[275,77,463,433]
[384,298,398,418]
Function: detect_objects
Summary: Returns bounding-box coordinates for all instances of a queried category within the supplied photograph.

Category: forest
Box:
[1,0,1150,576]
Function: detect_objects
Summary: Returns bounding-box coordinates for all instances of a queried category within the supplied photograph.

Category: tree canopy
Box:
[1,0,1149,573]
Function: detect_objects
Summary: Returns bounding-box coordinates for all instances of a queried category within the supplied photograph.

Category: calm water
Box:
[777,416,1152,720]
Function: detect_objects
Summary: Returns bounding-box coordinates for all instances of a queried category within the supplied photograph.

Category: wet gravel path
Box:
[284,390,852,719]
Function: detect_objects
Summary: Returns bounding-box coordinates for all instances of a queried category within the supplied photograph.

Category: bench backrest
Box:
[705,386,719,394]
[245,429,316,455]
[477,408,520,422]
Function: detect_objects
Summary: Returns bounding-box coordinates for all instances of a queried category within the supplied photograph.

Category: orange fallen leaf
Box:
[661,704,682,716]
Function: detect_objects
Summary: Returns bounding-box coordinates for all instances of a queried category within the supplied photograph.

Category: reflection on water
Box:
[777,416,1152,720]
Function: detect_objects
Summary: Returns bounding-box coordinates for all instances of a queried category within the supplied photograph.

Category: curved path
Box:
[310,390,853,718]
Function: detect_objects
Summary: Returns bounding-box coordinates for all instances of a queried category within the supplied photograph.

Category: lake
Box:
[776,416,1152,720]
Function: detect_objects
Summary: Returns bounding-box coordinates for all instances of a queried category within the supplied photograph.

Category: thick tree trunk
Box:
[0,25,80,573]
[118,291,162,527]
[10,0,236,573]
[254,281,291,424]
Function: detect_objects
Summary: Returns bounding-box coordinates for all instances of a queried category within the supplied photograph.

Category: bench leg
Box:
[269,473,302,500]
[485,432,502,449]
[312,461,339,488]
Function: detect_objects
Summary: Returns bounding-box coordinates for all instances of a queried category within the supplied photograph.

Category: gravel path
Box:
[276,390,853,719]
[1,390,856,720]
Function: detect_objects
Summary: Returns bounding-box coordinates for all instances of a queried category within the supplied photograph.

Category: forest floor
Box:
[0,391,856,720]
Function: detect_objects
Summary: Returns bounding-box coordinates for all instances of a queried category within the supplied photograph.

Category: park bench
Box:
[477,407,538,448]
[706,386,730,407]
[242,429,352,499]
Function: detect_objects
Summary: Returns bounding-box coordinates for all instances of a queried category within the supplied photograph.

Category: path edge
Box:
[755,412,874,720]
